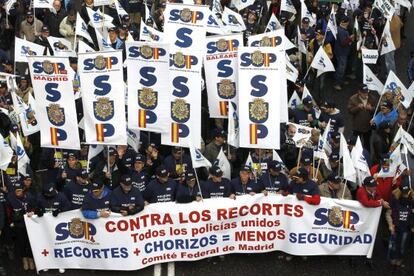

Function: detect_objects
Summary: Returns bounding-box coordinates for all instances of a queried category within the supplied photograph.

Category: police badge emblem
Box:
[54,41,68,50]
[140,45,153,59]
[249,98,268,122]
[180,8,192,22]
[252,50,264,66]
[328,206,343,227]
[47,104,65,126]
[260,36,272,47]
[171,99,190,122]
[94,55,106,70]
[394,87,405,102]
[217,79,236,99]
[138,87,158,109]
[217,39,228,52]
[174,52,185,67]
[42,60,54,74]
[69,218,84,238]
[94,97,114,121]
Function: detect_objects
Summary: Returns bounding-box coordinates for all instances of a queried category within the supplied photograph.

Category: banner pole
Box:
[193,168,204,200]
[341,179,348,199]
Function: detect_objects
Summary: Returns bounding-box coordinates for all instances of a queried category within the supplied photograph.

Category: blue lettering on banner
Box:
[54,247,128,259]
[288,233,372,245]
[144,235,218,253]
[128,46,167,59]
[217,60,233,78]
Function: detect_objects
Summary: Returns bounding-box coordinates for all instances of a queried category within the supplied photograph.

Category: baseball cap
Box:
[327,172,341,183]
[360,84,369,92]
[41,26,49,32]
[0,80,7,88]
[122,14,130,21]
[135,154,146,163]
[108,148,117,156]
[302,17,310,23]
[22,175,32,181]
[381,101,393,110]
[325,100,336,108]
[347,136,357,146]
[240,166,251,173]
[186,171,196,181]
[301,156,312,165]
[14,182,23,190]
[379,120,392,130]
[67,152,78,159]
[213,128,227,138]
[331,132,341,141]
[120,175,132,186]
[268,160,282,171]
[156,165,169,177]
[209,166,223,177]
[26,11,33,16]
[302,96,313,106]
[363,176,377,187]
[91,179,104,191]
[108,26,117,32]
[400,177,411,193]
[329,152,340,162]
[340,15,350,23]
[42,182,56,195]
[295,168,309,179]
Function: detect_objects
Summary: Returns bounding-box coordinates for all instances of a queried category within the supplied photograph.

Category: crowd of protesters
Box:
[0,0,414,274]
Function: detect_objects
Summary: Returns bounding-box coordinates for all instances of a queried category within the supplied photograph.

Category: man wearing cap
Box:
[320,150,341,180]
[110,175,144,216]
[144,165,177,204]
[63,172,92,210]
[6,182,37,270]
[108,27,124,50]
[289,154,323,185]
[19,11,43,42]
[333,16,355,91]
[260,161,289,194]
[357,176,390,208]
[287,168,321,205]
[176,171,203,203]
[57,152,81,190]
[280,124,299,170]
[348,85,378,149]
[204,129,236,164]
[16,76,34,104]
[371,100,398,129]
[290,96,318,128]
[129,154,149,193]
[35,182,71,217]
[230,166,265,197]
[203,166,232,199]
[92,147,122,190]
[0,80,12,109]
[385,176,414,267]
[82,179,112,219]
[34,25,54,55]
[320,172,351,199]
[371,121,393,164]
[164,147,193,181]
[319,100,345,133]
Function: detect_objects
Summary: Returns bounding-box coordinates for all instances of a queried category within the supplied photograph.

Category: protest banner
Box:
[28,56,80,149]
[26,195,381,272]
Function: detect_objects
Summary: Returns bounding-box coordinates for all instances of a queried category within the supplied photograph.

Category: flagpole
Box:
[404,146,412,189]
[408,112,414,132]
[341,179,348,199]
[296,147,302,168]
[371,93,383,120]
[1,170,4,190]
[193,168,204,201]
[107,146,112,188]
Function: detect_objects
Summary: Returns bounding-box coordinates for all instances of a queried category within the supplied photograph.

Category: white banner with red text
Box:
[25,194,381,272]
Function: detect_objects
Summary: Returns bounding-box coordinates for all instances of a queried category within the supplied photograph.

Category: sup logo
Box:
[55,218,97,242]
[313,207,359,231]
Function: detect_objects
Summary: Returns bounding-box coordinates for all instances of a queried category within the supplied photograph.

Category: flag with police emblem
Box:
[163,3,209,51]
[204,34,243,118]
[265,14,282,32]
[206,10,228,35]
[78,51,127,145]
[222,7,246,32]
[382,71,411,108]
[47,36,76,57]
[248,29,296,51]
[310,47,335,77]
[126,42,170,133]
[14,37,45,63]
[76,13,93,44]
[139,20,164,42]
[238,47,284,149]
[28,56,80,150]
[161,49,203,148]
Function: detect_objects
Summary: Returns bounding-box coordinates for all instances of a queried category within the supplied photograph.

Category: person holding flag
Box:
[259,160,289,194]
[230,166,264,197]
[176,171,203,203]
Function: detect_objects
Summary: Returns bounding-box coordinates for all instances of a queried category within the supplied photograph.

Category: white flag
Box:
[382,71,411,108]
[397,0,412,8]
[9,132,30,175]
[95,29,114,51]
[311,47,335,76]
[126,128,140,153]
[286,55,298,82]
[222,7,246,32]
[300,0,316,26]
[297,26,307,54]
[0,133,13,170]
[14,37,45,63]
[327,6,337,39]
[227,102,239,148]
[265,14,282,32]
[340,133,356,182]
[374,0,395,21]
[5,0,17,14]
[398,127,414,155]
[380,20,396,55]
[272,149,283,163]
[190,141,212,168]
[206,11,228,35]
[354,16,363,50]
[19,94,40,137]
[139,20,163,42]
[86,7,115,28]
[76,13,93,44]
[351,136,370,185]
[363,65,384,94]
[232,0,255,11]
[280,0,297,14]
[47,36,76,57]
[361,48,379,64]
[215,147,231,180]
[288,91,301,109]
[87,144,104,172]
[78,40,95,53]
[378,145,406,178]
[114,0,128,18]
[33,0,53,9]
[314,120,331,160]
